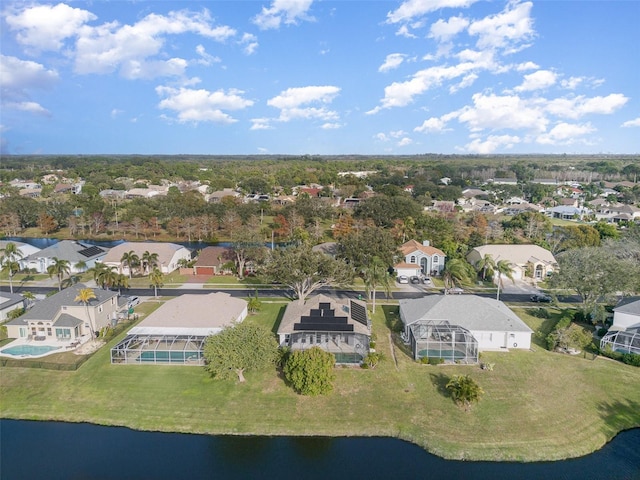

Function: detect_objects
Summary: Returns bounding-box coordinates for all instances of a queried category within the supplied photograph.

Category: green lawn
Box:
[1,301,638,462]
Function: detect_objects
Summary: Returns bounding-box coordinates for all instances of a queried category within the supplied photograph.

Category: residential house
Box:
[399,295,533,362]
[192,246,233,275]
[467,244,557,281]
[0,292,26,321]
[600,297,640,355]
[101,242,191,275]
[610,297,640,330]
[0,240,41,259]
[277,295,370,364]
[395,239,446,277]
[111,292,247,365]
[19,240,108,274]
[4,283,119,343]
[595,203,640,224]
[546,205,592,220]
[311,242,338,258]
[431,200,456,214]
[208,188,241,203]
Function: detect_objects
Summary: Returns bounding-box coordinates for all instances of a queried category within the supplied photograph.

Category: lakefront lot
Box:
[1,300,639,462]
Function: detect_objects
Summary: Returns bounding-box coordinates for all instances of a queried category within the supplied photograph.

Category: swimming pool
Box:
[1,344,61,357]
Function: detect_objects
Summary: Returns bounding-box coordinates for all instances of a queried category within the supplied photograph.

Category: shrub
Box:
[420,357,430,364]
[284,347,336,395]
[597,327,608,337]
[531,307,550,319]
[621,353,640,367]
[428,357,444,365]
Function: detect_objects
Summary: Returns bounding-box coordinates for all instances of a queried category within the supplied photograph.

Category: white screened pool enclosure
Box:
[405,320,479,364]
[600,327,640,355]
[111,333,206,365]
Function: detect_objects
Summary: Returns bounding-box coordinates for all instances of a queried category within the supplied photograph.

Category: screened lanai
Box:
[111,333,206,365]
[600,327,640,355]
[409,320,478,363]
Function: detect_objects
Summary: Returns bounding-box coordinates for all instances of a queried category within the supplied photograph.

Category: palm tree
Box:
[114,273,129,295]
[0,242,24,294]
[120,250,140,278]
[474,254,495,281]
[149,267,164,298]
[47,257,71,291]
[141,250,159,275]
[74,287,97,340]
[495,259,515,301]
[74,260,87,274]
[21,290,36,309]
[88,263,110,289]
[361,256,392,313]
[446,374,484,411]
[442,258,470,292]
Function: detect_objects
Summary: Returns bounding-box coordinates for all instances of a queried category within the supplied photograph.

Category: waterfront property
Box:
[101,241,192,275]
[19,240,108,274]
[600,297,640,355]
[277,295,370,364]
[399,295,533,363]
[111,292,247,365]
[0,292,26,321]
[3,283,119,352]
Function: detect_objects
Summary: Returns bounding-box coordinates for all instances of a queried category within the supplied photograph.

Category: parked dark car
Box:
[410,276,421,284]
[530,293,552,303]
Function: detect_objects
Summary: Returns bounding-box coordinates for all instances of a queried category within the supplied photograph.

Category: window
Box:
[410,255,416,264]
[99,306,103,313]
[284,334,290,345]
[433,256,439,264]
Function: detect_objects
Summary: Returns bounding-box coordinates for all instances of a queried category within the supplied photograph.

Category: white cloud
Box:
[537,122,595,145]
[622,117,640,128]
[321,122,342,129]
[397,137,413,146]
[111,109,123,119]
[429,15,469,42]
[414,117,449,133]
[464,134,521,153]
[386,0,477,24]
[516,61,539,71]
[456,92,549,133]
[545,94,628,119]
[468,1,534,52]
[156,86,253,124]
[195,45,221,66]
[240,33,259,55]
[379,53,406,73]
[251,118,273,130]
[267,85,340,122]
[5,3,96,52]
[5,101,51,116]
[73,9,235,78]
[0,55,58,115]
[395,25,417,38]
[375,133,390,142]
[514,70,557,92]
[253,0,315,30]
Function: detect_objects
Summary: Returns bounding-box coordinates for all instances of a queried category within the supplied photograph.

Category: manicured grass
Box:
[1,301,638,462]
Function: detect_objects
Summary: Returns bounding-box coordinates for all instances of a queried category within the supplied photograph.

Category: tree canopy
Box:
[446,374,484,411]
[284,347,336,396]
[262,244,353,304]
[203,322,279,383]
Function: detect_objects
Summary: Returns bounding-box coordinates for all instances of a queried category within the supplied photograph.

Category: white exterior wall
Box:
[613,311,640,330]
[472,329,531,350]
[165,248,192,273]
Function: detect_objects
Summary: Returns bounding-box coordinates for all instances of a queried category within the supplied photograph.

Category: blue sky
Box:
[1,0,639,155]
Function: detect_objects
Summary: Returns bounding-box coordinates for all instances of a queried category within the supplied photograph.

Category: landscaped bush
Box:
[597,327,608,337]
[428,357,444,365]
[420,357,430,364]
[601,348,640,367]
[531,307,550,319]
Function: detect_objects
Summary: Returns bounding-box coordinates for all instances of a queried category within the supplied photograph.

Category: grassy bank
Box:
[1,301,639,462]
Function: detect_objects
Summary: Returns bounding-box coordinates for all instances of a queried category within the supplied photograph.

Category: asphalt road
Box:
[1,284,582,304]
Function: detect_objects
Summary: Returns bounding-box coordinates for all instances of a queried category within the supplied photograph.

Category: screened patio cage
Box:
[111,334,207,365]
[600,328,640,355]
[409,320,478,363]
[287,331,369,364]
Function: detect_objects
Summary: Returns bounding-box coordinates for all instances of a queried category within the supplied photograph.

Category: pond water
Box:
[1,420,638,480]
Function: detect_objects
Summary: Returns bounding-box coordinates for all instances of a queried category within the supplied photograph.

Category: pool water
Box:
[1,344,61,357]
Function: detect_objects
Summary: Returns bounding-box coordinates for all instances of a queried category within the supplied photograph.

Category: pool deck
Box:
[0,334,94,359]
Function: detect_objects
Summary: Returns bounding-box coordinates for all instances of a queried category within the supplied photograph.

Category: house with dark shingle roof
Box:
[5,283,119,343]
[0,292,26,321]
[277,295,370,364]
[193,246,233,275]
[19,240,108,274]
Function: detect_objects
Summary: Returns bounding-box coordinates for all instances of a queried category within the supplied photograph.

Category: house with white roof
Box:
[111,292,247,365]
[399,295,533,363]
[0,292,26,321]
[467,244,557,281]
[0,240,41,259]
[100,242,191,275]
